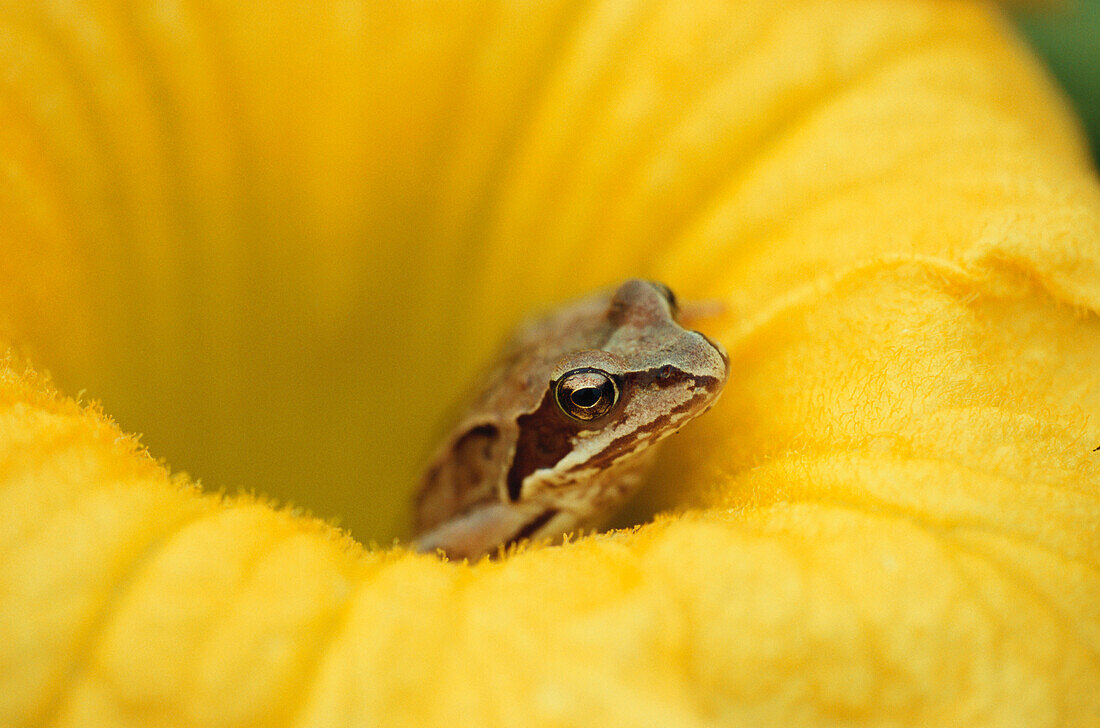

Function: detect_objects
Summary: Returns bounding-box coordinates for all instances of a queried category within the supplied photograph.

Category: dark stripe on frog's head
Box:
[504,390,575,501]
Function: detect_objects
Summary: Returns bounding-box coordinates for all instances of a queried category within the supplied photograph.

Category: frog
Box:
[412,279,728,560]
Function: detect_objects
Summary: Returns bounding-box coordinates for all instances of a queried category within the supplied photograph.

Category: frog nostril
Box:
[693,331,728,370]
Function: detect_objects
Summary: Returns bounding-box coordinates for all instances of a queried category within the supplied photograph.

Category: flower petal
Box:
[1,1,1098,726]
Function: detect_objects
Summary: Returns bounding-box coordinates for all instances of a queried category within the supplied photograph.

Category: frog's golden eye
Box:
[555,367,620,422]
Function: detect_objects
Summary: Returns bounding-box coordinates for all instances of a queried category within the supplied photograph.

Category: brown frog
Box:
[413,279,728,560]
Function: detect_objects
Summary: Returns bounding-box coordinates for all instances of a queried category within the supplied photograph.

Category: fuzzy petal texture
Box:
[1,1,1099,727]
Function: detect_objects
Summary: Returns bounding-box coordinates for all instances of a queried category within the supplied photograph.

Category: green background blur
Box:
[1016,1,1100,162]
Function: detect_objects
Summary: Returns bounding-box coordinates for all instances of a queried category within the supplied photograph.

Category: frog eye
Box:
[554,367,620,422]
[648,280,678,311]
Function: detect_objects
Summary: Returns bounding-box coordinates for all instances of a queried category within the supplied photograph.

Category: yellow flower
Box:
[2,1,1098,726]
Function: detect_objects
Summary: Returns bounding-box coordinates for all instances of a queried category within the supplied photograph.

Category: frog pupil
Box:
[571,387,601,407]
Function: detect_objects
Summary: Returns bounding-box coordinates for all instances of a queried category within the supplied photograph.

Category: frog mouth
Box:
[503,509,560,549]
